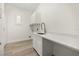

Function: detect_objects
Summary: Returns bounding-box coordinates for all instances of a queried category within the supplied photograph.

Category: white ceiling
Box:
[6,3,40,13]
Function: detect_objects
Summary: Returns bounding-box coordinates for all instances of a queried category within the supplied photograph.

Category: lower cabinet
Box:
[53,42,79,56]
[32,34,54,56]
[43,38,54,56]
[32,34,43,56]
[32,34,79,56]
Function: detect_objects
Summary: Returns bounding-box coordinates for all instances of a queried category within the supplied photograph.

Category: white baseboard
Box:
[7,38,31,44]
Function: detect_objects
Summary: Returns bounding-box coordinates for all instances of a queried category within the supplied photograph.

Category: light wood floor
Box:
[4,40,39,56]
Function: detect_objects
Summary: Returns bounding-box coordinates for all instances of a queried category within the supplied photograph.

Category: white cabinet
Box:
[32,33,79,56]
[32,34,54,56]
[32,34,43,56]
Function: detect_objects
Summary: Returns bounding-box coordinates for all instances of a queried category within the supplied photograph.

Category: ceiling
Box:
[6,3,40,13]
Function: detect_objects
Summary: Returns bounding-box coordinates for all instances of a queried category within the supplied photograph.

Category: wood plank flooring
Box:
[4,40,39,56]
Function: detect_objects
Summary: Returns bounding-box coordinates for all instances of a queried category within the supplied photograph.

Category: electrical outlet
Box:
[0,42,1,45]
[29,36,31,38]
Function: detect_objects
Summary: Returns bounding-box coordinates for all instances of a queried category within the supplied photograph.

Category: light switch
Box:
[16,16,21,24]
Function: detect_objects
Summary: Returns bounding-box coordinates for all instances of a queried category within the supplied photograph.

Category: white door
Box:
[0,18,2,55]
[0,3,6,56]
[0,3,3,55]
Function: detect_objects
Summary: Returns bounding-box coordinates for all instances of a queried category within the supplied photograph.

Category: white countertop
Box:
[33,33,79,52]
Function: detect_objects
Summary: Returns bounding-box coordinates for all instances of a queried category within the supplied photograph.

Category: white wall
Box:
[5,4,32,43]
[31,3,79,35]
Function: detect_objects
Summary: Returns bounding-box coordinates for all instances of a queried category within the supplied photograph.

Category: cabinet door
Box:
[32,34,36,49]
[36,35,42,56]
[32,34,43,56]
